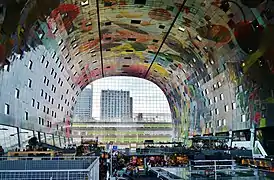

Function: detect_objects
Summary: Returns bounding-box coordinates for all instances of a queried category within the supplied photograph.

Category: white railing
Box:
[254,140,268,158]
[190,160,238,180]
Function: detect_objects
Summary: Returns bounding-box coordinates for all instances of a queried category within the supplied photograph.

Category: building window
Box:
[46,79,49,86]
[51,111,54,117]
[25,111,28,120]
[43,106,46,112]
[58,78,61,84]
[37,101,40,109]
[66,89,69,94]
[61,95,63,100]
[54,72,57,79]
[241,114,246,122]
[217,81,222,88]
[43,76,47,83]
[58,104,60,109]
[205,88,209,94]
[220,93,224,100]
[40,55,45,63]
[54,112,57,118]
[224,105,229,112]
[215,108,219,115]
[61,106,63,111]
[51,68,54,75]
[28,60,33,70]
[209,122,212,128]
[232,102,236,109]
[47,108,49,114]
[218,120,222,127]
[40,89,43,97]
[238,85,243,92]
[4,104,10,115]
[28,79,32,88]
[45,61,49,68]
[15,88,20,99]
[222,119,226,126]
[42,118,44,125]
[214,96,218,103]
[51,98,54,104]
[32,99,35,107]
[60,81,63,87]
[4,64,10,71]
[209,99,213,105]
[45,93,47,100]
[38,117,41,124]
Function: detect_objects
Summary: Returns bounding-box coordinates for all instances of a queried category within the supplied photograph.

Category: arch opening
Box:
[72,76,173,145]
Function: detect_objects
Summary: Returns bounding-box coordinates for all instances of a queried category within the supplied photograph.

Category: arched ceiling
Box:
[0,0,274,137]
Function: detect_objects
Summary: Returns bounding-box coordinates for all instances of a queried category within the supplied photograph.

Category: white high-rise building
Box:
[100,90,133,121]
[74,87,93,121]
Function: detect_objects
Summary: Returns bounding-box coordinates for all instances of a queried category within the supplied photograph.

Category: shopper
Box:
[0,146,4,156]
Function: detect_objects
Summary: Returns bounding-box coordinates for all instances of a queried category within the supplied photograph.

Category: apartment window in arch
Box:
[241,114,246,122]
[218,120,222,127]
[4,64,10,71]
[224,105,229,112]
[232,102,236,110]
[32,99,35,107]
[222,119,226,126]
[214,96,218,103]
[28,60,33,70]
[4,104,10,115]
[37,101,40,109]
[25,111,29,120]
[215,108,219,115]
[220,93,224,100]
[15,88,20,99]
[28,79,32,88]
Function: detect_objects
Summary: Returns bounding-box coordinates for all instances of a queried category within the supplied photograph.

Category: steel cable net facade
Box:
[0,0,273,144]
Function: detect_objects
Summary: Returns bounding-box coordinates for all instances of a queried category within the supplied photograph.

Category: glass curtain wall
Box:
[0,125,18,152]
[91,76,171,122]
[20,129,35,149]
[72,76,173,145]
[46,134,54,146]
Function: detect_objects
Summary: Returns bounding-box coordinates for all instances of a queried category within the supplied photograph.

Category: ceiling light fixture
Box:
[178,27,185,32]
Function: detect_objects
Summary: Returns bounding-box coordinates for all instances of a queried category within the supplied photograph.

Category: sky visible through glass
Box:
[87,76,171,121]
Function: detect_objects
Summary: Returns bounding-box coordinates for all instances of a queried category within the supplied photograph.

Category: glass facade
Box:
[0,125,18,152]
[91,77,172,122]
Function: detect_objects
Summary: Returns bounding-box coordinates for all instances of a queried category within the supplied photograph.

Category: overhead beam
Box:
[96,0,105,77]
[144,0,188,78]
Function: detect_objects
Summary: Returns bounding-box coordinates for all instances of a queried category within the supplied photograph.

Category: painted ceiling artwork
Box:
[0,0,274,138]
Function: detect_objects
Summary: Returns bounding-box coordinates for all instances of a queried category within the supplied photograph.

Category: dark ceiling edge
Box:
[226,0,247,22]
[143,0,188,79]
[96,0,105,77]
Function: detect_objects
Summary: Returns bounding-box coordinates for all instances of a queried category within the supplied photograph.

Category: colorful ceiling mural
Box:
[0,0,274,139]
